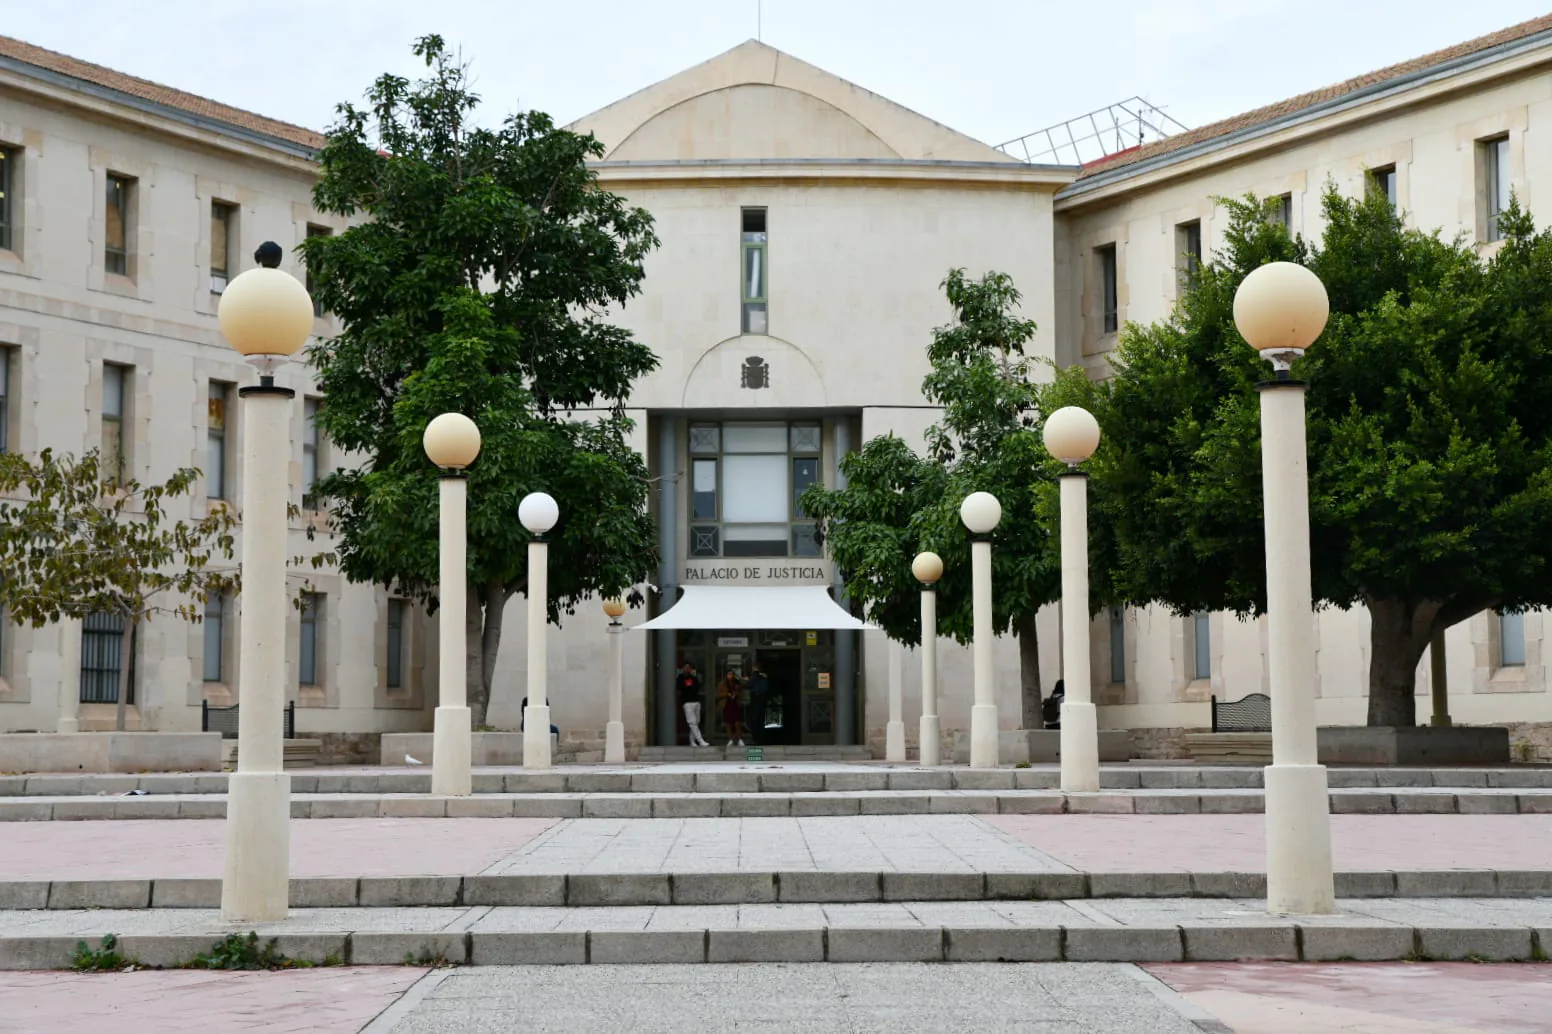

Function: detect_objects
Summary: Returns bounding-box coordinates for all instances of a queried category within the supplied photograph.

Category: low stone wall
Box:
[1503,722,1552,763]
[1317,725,1510,765]
[313,732,382,766]
[1126,728,1196,760]
[0,732,223,773]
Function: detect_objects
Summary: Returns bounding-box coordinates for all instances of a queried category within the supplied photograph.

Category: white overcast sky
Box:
[3,1,1548,150]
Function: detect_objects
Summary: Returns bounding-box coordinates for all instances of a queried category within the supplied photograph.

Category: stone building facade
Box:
[0,16,1550,750]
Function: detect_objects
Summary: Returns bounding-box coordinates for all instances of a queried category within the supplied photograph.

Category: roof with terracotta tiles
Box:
[0,34,325,151]
[1077,13,1552,179]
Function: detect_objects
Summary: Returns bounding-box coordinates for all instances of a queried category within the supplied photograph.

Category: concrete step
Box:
[4,897,1548,968]
[6,765,1551,798]
[637,746,874,761]
[3,786,1548,821]
[6,868,1544,911]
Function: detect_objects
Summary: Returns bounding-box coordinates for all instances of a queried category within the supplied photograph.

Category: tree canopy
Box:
[803,269,1072,727]
[1092,185,1552,725]
[301,35,661,726]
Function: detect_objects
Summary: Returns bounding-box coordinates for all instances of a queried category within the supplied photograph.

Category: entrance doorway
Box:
[674,629,836,746]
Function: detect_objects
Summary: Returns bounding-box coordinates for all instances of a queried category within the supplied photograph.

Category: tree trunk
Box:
[1365,597,1440,727]
[466,581,510,729]
[1016,613,1042,730]
[114,615,136,732]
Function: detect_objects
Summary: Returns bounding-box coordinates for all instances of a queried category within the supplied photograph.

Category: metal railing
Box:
[996,98,1189,166]
[1210,692,1271,733]
[202,699,296,740]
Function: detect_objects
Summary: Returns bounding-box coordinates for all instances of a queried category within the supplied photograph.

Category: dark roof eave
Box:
[1056,25,1552,204]
[0,54,322,162]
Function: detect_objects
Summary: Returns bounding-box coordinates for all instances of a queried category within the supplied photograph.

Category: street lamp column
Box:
[217,241,313,922]
[423,413,482,797]
[885,638,905,763]
[1234,260,1335,915]
[960,492,1002,769]
[1044,406,1102,793]
[913,552,943,766]
[520,492,559,769]
[603,598,627,763]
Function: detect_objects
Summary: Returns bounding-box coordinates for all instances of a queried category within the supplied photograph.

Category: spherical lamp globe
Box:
[1233,262,1329,359]
[602,597,626,620]
[1043,406,1101,465]
[912,551,944,584]
[959,492,1002,535]
[519,492,560,536]
[217,245,313,369]
[422,413,482,470]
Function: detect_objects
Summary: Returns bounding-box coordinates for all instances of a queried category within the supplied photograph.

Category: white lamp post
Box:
[1233,260,1335,915]
[520,491,559,769]
[217,241,313,922]
[885,638,905,763]
[1044,406,1102,793]
[913,551,943,766]
[423,413,481,797]
[960,491,1002,769]
[603,597,627,763]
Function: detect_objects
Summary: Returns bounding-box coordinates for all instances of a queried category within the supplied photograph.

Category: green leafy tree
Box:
[1094,186,1552,726]
[301,36,660,726]
[804,270,1070,727]
[0,450,239,731]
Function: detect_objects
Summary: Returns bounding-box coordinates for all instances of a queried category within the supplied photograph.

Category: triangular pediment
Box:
[568,40,1014,164]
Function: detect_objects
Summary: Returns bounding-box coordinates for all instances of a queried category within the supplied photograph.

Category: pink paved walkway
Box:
[0,967,425,1034]
[0,818,554,881]
[1152,962,1552,1033]
[988,814,1552,871]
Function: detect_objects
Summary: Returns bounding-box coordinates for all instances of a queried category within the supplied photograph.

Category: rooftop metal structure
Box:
[996,98,1189,166]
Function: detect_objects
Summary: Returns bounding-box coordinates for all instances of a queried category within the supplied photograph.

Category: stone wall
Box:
[1502,722,1552,764]
[1126,727,1196,760]
[314,732,382,766]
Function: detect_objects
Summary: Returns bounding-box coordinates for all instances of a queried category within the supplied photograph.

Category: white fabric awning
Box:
[635,585,873,631]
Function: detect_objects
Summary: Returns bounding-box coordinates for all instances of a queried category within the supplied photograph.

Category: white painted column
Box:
[969,538,999,768]
[56,617,82,733]
[221,383,293,923]
[523,538,552,769]
[919,588,939,766]
[1059,474,1099,791]
[432,476,471,796]
[605,624,626,763]
[885,639,905,762]
[1259,381,1334,914]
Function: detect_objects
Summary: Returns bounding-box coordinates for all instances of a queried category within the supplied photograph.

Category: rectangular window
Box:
[210,201,236,292]
[207,381,229,500]
[1175,220,1202,294]
[386,598,406,690]
[740,207,767,335]
[1268,193,1293,229]
[1484,136,1511,243]
[299,592,321,686]
[105,174,132,275]
[691,458,718,520]
[102,363,128,486]
[1109,606,1126,684]
[1499,610,1526,667]
[0,348,10,454]
[202,594,224,682]
[1191,611,1211,681]
[1097,244,1118,334]
[689,421,823,559]
[0,145,16,253]
[1367,165,1397,208]
[303,397,321,507]
[305,224,331,316]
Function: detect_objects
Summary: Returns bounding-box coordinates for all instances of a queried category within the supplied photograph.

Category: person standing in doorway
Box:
[679,662,709,747]
[746,665,770,745]
[719,670,745,747]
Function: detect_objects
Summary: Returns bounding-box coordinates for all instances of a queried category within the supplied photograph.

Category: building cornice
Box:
[591,156,1076,190]
[0,59,321,171]
[1055,30,1552,210]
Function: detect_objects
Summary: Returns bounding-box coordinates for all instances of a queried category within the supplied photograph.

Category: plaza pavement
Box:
[6,961,1552,1033]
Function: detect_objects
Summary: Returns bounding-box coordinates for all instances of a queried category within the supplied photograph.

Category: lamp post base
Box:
[1059,701,1100,792]
[969,704,1000,768]
[918,715,941,767]
[885,720,906,763]
[523,705,552,769]
[604,720,625,764]
[1265,762,1336,915]
[221,771,291,922]
[431,706,472,796]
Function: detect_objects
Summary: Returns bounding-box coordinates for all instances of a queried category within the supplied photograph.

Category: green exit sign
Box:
[746,747,765,762]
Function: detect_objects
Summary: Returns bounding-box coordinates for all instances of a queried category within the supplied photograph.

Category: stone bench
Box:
[380,731,557,766]
[952,729,1132,765]
[0,732,223,773]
